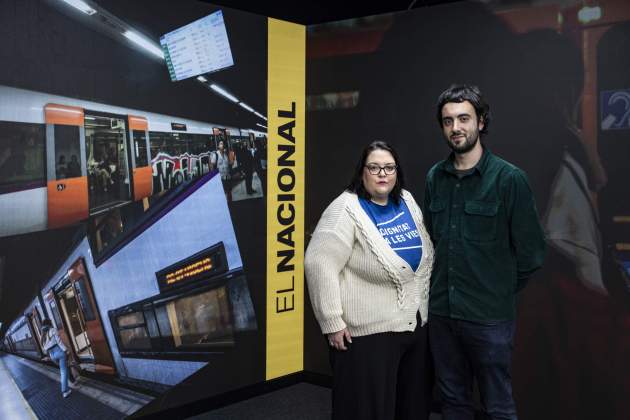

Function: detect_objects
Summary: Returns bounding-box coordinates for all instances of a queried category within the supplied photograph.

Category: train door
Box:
[54,259,116,374]
[45,104,89,229]
[128,115,152,201]
[58,281,94,360]
[84,111,132,212]
[44,290,73,355]
[25,313,44,358]
[29,307,44,355]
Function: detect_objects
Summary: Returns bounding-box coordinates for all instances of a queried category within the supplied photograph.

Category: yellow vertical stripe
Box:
[266,18,305,380]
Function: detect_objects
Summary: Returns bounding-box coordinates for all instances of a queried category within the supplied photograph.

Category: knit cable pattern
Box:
[345,203,408,308]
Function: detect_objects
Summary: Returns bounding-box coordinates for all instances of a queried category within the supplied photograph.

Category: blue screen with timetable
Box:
[160,10,234,82]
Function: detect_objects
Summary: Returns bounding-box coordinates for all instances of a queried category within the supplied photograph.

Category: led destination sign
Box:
[156,242,227,291]
[165,257,213,285]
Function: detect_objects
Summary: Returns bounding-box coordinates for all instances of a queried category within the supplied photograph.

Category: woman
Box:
[305,141,434,420]
[213,140,234,201]
[41,319,72,398]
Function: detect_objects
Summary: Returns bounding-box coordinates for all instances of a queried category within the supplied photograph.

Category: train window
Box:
[119,327,152,350]
[149,132,164,159]
[154,305,173,338]
[54,125,81,179]
[190,134,212,155]
[74,278,96,322]
[91,209,124,254]
[12,322,37,353]
[116,311,151,350]
[173,133,191,156]
[143,310,161,339]
[157,286,233,348]
[150,132,175,158]
[118,312,144,327]
[110,280,237,359]
[133,131,148,167]
[0,121,46,191]
[188,134,216,178]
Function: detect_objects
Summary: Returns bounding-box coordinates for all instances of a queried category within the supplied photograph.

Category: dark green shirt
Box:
[423,148,546,322]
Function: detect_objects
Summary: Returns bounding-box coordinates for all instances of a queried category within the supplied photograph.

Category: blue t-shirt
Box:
[359,197,423,271]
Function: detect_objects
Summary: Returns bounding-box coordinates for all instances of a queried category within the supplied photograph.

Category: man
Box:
[252,138,267,196]
[240,142,256,195]
[423,85,546,420]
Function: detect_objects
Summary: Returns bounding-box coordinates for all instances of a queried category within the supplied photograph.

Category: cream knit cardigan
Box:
[305,190,434,337]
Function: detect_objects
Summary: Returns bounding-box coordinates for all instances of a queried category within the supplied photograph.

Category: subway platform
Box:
[0,352,153,420]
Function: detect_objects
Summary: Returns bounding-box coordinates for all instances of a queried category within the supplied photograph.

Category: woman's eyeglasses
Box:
[365,164,397,175]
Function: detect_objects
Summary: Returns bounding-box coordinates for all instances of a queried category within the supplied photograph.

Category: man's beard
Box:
[446,129,479,154]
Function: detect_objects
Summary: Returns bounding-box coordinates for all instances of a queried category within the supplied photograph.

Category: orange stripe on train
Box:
[133,166,153,201]
[45,103,84,126]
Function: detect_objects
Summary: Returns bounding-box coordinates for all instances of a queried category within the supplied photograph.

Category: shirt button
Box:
[451,224,456,229]
[455,183,461,188]
[450,286,455,291]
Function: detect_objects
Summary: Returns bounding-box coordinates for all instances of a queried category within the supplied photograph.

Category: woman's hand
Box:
[327,328,352,351]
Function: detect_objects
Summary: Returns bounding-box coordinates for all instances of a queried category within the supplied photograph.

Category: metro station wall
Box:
[0,1,304,418]
[305,1,630,419]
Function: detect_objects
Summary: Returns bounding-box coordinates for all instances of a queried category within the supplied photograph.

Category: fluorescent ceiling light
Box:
[210,84,239,103]
[239,102,254,112]
[60,0,96,15]
[196,76,208,82]
[254,111,267,121]
[256,123,267,129]
[123,30,164,60]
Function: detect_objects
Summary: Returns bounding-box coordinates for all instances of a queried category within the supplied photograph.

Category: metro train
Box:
[0,85,265,237]
[2,171,257,388]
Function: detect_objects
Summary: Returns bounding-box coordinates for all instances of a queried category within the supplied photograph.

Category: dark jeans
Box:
[429,314,517,420]
[221,177,232,201]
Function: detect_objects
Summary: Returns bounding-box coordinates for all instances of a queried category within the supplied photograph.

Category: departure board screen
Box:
[160,10,234,82]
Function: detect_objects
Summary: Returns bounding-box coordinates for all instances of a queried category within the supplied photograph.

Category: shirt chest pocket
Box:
[463,200,498,241]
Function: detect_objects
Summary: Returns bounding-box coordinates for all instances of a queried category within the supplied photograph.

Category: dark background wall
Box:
[305,2,630,419]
